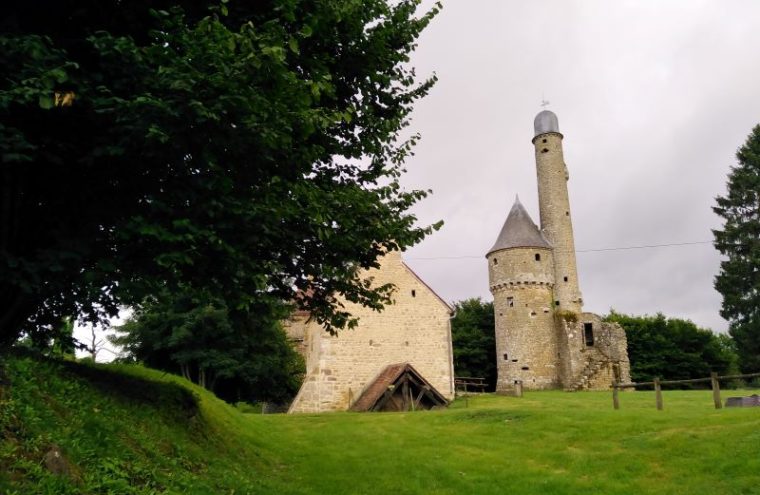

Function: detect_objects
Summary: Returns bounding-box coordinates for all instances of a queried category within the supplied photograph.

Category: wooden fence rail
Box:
[611,371,760,410]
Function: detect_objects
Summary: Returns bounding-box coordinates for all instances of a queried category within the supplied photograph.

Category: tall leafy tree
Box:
[112,292,304,404]
[713,125,760,373]
[605,311,738,384]
[450,298,496,391]
[0,0,441,347]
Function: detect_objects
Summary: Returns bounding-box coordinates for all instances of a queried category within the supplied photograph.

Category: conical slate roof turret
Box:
[487,197,552,255]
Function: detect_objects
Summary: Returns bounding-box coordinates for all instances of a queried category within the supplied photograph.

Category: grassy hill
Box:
[2,352,759,494]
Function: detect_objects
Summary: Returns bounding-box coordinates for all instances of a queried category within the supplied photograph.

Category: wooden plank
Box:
[402,380,410,412]
[711,372,722,410]
[373,388,395,411]
[414,389,426,409]
[654,378,663,410]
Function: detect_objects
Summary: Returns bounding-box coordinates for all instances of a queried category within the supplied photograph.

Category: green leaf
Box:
[288,37,299,54]
[38,94,54,109]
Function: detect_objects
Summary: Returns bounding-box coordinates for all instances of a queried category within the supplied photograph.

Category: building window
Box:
[535,253,541,261]
[493,258,498,265]
[507,297,514,307]
[541,148,549,153]
[555,300,560,306]
[411,289,416,297]
[503,353,509,361]
[521,366,530,371]
[542,138,547,143]
[563,276,568,282]
[584,323,594,346]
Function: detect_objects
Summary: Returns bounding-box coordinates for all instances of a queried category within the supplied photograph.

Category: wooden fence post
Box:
[654,378,663,410]
[612,383,620,410]
[711,372,722,409]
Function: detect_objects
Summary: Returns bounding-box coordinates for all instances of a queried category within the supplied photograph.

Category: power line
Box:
[577,240,713,253]
[406,240,716,260]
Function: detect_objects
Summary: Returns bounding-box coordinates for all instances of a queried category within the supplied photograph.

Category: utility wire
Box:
[406,240,716,260]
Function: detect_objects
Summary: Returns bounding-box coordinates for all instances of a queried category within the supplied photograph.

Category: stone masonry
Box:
[487,110,631,392]
[285,250,455,413]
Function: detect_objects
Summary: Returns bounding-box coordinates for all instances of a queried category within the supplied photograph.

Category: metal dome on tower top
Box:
[534,110,560,137]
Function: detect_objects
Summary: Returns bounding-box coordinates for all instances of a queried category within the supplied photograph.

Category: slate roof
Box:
[487,197,552,255]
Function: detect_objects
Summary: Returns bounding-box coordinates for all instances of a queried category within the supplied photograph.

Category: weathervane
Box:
[540,95,550,108]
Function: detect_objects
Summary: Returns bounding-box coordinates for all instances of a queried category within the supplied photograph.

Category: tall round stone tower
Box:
[533,110,583,313]
[486,198,560,391]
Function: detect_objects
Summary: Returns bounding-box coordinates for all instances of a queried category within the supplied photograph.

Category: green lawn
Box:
[2,353,759,494]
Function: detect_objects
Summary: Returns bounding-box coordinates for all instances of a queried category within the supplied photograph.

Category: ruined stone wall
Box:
[488,246,559,391]
[557,313,631,390]
[534,131,583,313]
[287,251,455,413]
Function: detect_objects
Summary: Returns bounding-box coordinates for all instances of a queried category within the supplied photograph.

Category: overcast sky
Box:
[400,0,760,333]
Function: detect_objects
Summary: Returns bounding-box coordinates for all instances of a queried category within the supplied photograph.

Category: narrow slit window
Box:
[503,353,509,361]
[584,323,594,346]
[535,253,541,261]
[493,258,498,265]
[563,276,568,282]
[411,289,416,297]
[507,297,514,307]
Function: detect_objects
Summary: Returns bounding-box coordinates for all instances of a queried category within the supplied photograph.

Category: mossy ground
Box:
[1,353,758,494]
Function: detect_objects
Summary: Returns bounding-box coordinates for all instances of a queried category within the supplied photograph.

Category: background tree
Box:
[1,0,441,347]
[713,124,760,373]
[450,298,496,391]
[112,291,304,404]
[605,311,738,385]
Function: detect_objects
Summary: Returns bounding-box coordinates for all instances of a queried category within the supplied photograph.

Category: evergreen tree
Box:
[713,125,760,372]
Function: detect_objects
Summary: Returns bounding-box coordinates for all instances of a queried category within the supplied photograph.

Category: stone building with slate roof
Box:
[284,250,455,413]
[486,111,631,392]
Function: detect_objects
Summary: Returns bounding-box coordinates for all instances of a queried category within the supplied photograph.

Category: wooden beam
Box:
[711,372,722,410]
[654,378,663,410]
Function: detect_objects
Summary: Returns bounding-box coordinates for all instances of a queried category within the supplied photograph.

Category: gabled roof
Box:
[487,197,552,255]
[401,261,454,314]
[349,362,449,412]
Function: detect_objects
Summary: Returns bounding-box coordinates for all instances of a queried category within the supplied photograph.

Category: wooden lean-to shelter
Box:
[349,363,449,412]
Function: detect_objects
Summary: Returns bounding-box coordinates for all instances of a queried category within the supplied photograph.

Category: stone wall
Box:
[534,131,583,313]
[557,313,632,390]
[285,250,455,413]
[488,246,559,391]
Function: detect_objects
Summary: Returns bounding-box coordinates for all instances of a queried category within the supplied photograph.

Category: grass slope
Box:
[2,352,759,494]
